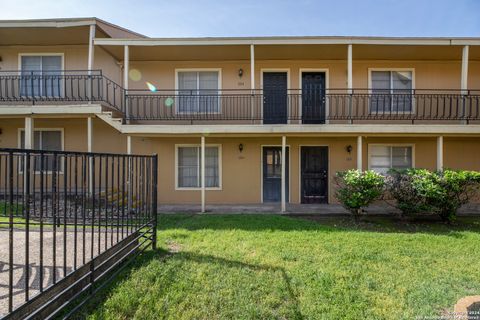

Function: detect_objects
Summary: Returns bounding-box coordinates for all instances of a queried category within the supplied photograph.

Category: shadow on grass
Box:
[75,248,305,320]
[158,213,480,236]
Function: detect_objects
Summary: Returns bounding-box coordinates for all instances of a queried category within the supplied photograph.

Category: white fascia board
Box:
[0,19,96,28]
[93,37,476,47]
[0,104,103,115]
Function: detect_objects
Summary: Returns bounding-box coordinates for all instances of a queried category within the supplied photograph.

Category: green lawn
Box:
[84,214,480,320]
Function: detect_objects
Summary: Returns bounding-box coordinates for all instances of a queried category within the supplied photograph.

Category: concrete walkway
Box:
[158,203,480,215]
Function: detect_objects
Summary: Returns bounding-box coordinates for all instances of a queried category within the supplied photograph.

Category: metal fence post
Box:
[152,154,158,250]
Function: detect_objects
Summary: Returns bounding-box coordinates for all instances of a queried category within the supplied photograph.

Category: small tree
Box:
[335,170,385,221]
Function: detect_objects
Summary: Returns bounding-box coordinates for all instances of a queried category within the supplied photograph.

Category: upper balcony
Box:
[0,70,479,125]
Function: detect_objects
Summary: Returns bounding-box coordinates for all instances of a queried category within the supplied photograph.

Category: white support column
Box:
[201,136,206,213]
[347,44,353,123]
[124,45,130,122]
[24,117,34,149]
[127,135,132,154]
[87,24,96,72]
[250,44,255,91]
[281,136,286,213]
[24,117,34,194]
[250,44,255,122]
[87,117,93,152]
[87,24,95,103]
[347,44,353,93]
[87,117,93,194]
[437,136,444,171]
[461,45,469,94]
[357,136,363,171]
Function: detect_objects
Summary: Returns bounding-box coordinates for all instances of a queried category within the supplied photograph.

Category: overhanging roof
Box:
[0,17,145,46]
[94,36,480,47]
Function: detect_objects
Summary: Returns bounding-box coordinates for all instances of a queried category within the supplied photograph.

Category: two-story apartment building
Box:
[0,18,479,212]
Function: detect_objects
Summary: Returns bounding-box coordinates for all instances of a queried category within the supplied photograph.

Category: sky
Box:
[0,0,479,38]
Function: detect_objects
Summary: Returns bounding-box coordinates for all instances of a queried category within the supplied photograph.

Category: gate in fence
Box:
[0,148,158,319]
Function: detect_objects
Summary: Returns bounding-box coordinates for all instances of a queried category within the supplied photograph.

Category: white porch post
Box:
[127,135,132,154]
[357,136,363,171]
[87,117,93,194]
[461,45,469,94]
[437,136,444,171]
[347,44,353,93]
[347,44,353,123]
[87,24,96,71]
[201,136,206,213]
[87,117,93,153]
[461,45,469,123]
[124,45,130,122]
[281,136,286,213]
[87,24,95,103]
[250,44,255,122]
[24,117,34,194]
[24,117,34,149]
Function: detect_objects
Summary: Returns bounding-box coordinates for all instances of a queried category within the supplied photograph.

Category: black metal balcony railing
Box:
[1,71,479,124]
[126,88,480,123]
[0,70,124,112]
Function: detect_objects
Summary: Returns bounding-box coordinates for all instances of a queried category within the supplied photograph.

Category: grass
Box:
[82,214,480,320]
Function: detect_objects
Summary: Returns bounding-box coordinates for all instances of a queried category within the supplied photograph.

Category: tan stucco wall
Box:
[0,45,122,84]
[1,119,480,204]
[127,59,480,92]
[0,117,126,153]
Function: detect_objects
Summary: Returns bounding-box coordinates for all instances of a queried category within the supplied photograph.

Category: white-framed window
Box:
[176,145,221,189]
[19,129,64,172]
[19,54,63,97]
[176,70,220,113]
[369,145,413,174]
[369,70,413,113]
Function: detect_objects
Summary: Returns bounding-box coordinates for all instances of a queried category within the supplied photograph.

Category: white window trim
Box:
[18,53,65,98]
[367,143,415,172]
[298,68,330,124]
[260,144,291,204]
[175,144,222,190]
[174,68,222,115]
[17,128,65,174]
[368,68,416,114]
[18,53,65,71]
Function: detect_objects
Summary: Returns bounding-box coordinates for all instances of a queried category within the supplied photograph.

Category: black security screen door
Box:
[263,147,289,202]
[263,72,288,124]
[301,146,328,203]
[302,72,326,124]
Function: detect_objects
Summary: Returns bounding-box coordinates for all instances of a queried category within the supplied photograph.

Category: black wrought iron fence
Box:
[0,148,157,319]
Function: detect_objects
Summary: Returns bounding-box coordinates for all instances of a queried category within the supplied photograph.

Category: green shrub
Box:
[335,170,385,221]
[386,169,480,223]
[385,169,434,218]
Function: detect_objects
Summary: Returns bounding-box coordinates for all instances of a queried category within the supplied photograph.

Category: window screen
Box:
[371,71,412,112]
[177,146,220,188]
[369,145,412,174]
[21,56,62,97]
[178,71,219,113]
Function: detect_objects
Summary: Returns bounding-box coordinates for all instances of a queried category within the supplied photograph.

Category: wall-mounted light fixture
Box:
[238,68,244,78]
[346,145,352,154]
[238,143,244,153]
